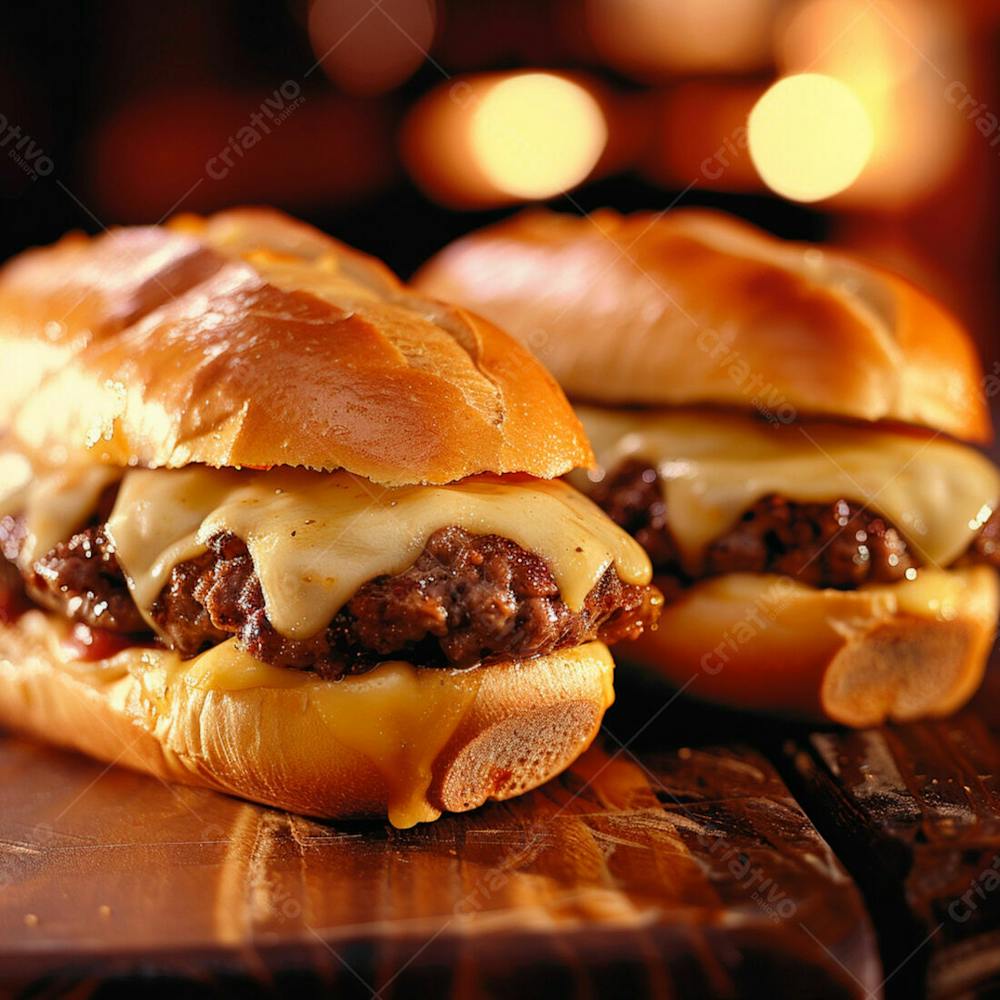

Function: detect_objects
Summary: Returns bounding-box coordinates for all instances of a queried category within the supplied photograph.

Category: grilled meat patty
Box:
[588,458,999,589]
[6,513,659,677]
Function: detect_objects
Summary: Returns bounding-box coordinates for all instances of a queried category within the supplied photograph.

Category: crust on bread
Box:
[619,567,998,727]
[414,208,992,443]
[0,611,614,825]
[0,207,592,484]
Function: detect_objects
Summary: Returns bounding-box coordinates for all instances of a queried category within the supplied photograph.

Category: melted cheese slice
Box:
[0,452,122,566]
[20,610,476,827]
[104,466,651,639]
[575,406,1000,572]
[170,639,483,828]
[17,609,612,828]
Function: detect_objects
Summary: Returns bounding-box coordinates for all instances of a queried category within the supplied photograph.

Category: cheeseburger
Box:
[416,209,1000,727]
[0,208,660,826]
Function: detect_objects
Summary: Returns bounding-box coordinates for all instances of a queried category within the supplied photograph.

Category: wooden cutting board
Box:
[2,660,999,999]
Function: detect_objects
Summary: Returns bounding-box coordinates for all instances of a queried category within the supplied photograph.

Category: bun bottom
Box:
[620,567,998,727]
[0,612,615,826]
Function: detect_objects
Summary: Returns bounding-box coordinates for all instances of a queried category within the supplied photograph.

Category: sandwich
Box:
[416,209,1000,727]
[0,208,661,826]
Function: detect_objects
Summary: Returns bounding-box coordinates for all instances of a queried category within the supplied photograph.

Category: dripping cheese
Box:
[100,466,651,639]
[576,406,1000,572]
[12,608,613,829]
[0,453,122,567]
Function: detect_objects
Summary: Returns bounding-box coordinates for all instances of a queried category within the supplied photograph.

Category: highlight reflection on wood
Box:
[0,733,878,997]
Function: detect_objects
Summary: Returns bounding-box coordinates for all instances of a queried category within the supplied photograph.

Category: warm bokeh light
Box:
[779,0,920,89]
[401,72,609,207]
[748,73,874,202]
[308,0,435,95]
[585,0,777,77]
[469,74,607,199]
[776,0,966,205]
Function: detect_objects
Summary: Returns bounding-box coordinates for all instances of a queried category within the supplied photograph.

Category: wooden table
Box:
[2,657,999,999]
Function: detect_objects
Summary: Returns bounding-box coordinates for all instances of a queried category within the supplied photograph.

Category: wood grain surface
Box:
[0,674,878,999]
[3,658,1000,999]
[786,667,1000,1000]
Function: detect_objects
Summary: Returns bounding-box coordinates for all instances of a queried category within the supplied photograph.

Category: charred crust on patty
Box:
[589,458,998,588]
[8,505,660,676]
[153,528,659,678]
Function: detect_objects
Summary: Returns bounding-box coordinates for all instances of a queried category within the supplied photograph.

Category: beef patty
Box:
[588,458,1000,589]
[7,514,660,679]
[14,456,995,672]
[151,529,658,678]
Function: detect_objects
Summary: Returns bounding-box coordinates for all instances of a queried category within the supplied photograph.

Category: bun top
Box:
[415,209,992,443]
[0,207,592,484]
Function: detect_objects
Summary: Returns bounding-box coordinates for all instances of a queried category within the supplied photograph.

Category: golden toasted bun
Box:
[0,611,614,825]
[415,209,991,443]
[0,207,591,484]
[621,567,998,727]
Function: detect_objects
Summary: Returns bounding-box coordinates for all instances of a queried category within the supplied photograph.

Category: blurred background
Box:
[2,0,998,427]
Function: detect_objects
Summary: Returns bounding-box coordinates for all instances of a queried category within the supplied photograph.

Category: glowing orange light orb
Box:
[748,73,874,202]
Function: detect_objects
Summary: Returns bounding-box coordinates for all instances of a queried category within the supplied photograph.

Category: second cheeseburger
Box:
[417,209,1000,727]
[0,208,660,826]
